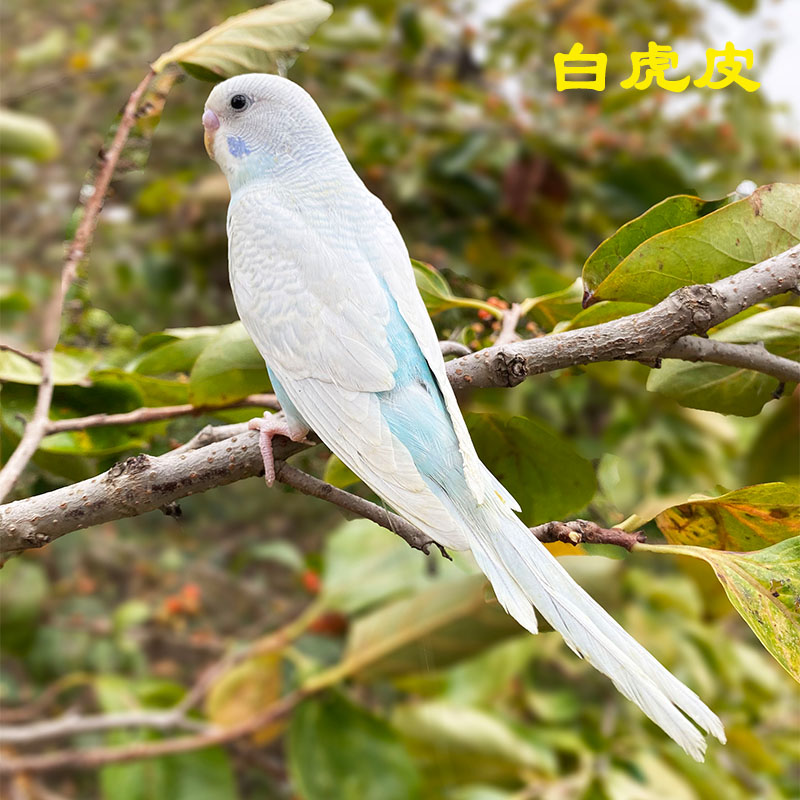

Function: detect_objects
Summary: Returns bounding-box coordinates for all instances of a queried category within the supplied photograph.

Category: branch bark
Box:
[0,69,156,503]
[445,245,800,390]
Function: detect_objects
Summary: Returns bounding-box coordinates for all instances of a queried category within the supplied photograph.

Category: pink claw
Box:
[248,415,292,486]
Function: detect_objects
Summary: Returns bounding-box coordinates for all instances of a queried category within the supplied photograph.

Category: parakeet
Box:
[202,73,724,760]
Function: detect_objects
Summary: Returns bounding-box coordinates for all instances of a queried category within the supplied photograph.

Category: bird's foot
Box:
[248,413,301,487]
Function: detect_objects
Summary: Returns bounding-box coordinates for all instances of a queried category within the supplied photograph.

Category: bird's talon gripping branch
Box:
[248,414,294,487]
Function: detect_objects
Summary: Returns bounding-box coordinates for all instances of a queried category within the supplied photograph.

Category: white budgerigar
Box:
[202,73,724,759]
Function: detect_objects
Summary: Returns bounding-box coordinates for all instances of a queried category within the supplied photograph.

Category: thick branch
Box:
[0,432,305,554]
[445,245,800,390]
[0,70,156,503]
[662,338,800,383]
[2,251,797,553]
[0,421,641,558]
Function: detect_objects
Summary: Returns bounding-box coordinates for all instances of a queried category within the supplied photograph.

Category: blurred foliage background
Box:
[1,0,799,798]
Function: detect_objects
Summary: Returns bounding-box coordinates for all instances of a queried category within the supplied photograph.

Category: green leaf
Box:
[189,322,270,405]
[101,746,239,800]
[656,482,800,550]
[519,279,583,331]
[582,194,727,296]
[746,395,799,484]
[341,557,617,679]
[466,414,596,525]
[247,540,305,572]
[639,537,800,683]
[288,691,421,800]
[131,336,215,376]
[95,675,239,800]
[590,184,800,304]
[412,259,500,318]
[0,559,48,655]
[322,453,360,489]
[321,519,436,615]
[646,307,800,416]
[91,370,190,407]
[0,348,97,386]
[393,701,556,775]
[341,573,520,679]
[152,0,333,78]
[0,107,60,160]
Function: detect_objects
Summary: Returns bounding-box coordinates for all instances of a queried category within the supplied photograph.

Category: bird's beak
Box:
[202,108,220,160]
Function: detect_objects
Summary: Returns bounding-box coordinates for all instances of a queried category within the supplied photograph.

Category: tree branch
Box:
[0,709,207,745]
[273,462,449,558]
[42,394,279,435]
[0,69,156,503]
[495,302,523,346]
[2,249,797,554]
[0,343,43,365]
[0,690,304,775]
[445,245,800,390]
[0,419,642,558]
[662,337,800,383]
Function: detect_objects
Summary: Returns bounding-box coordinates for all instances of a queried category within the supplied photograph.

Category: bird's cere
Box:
[201,108,220,131]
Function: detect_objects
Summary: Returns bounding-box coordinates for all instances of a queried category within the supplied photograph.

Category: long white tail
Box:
[463,497,725,761]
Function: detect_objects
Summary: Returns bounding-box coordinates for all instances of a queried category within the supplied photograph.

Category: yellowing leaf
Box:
[205,653,283,744]
[322,453,360,489]
[152,0,333,79]
[656,483,800,550]
[638,537,800,682]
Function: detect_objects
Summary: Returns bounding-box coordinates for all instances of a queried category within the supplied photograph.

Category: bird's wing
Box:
[359,197,520,511]
[227,190,395,392]
[228,188,470,549]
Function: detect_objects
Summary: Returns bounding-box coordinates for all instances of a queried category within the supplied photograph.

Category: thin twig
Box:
[0,690,305,774]
[0,343,43,365]
[43,394,279,435]
[0,69,156,503]
[531,519,646,551]
[274,461,448,558]
[495,302,523,346]
[0,709,207,745]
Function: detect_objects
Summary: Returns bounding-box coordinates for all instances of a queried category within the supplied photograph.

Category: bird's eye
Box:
[230,94,249,111]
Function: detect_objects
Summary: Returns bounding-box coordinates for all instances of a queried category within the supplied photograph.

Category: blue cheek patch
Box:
[226,136,251,158]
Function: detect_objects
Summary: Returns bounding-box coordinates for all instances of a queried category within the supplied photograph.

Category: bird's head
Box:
[202,73,339,192]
